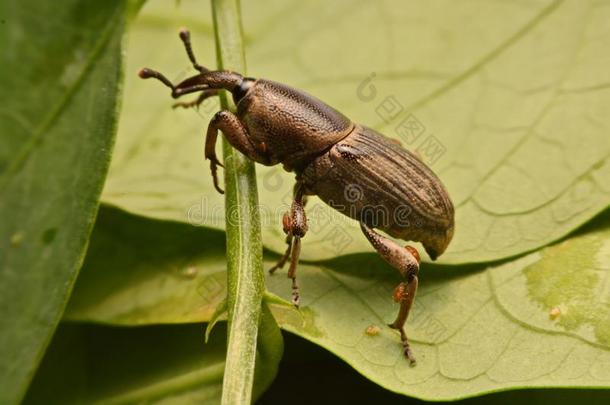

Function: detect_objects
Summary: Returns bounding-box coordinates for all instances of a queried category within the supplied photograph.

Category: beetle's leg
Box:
[269,185,309,274]
[172,89,219,110]
[287,236,303,307]
[178,29,209,73]
[360,222,420,365]
[391,276,419,365]
[205,110,269,194]
[269,183,308,307]
[269,212,294,274]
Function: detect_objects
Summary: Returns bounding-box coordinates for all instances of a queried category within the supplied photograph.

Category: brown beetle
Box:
[139,29,454,364]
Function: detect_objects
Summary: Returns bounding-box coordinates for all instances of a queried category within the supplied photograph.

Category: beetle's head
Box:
[422,223,454,261]
[138,28,257,108]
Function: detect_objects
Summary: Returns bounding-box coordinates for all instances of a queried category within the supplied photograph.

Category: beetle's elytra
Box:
[139,29,455,365]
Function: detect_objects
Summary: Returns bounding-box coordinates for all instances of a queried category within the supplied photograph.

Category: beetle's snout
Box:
[424,224,454,261]
[425,247,439,261]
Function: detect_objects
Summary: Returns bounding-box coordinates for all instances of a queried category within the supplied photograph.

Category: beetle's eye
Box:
[232,78,255,103]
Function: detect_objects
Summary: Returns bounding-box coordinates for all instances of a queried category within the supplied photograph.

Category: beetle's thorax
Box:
[236,79,354,171]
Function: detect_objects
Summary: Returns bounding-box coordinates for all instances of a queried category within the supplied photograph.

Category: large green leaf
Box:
[63,206,228,324]
[0,1,129,403]
[24,323,227,404]
[262,331,610,404]
[24,321,280,404]
[66,206,610,400]
[27,323,608,405]
[102,0,610,264]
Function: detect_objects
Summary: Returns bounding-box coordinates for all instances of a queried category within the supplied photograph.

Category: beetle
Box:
[139,29,454,364]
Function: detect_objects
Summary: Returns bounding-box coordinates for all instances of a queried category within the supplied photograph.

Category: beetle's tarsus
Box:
[390,275,419,365]
[404,344,417,366]
[289,238,301,308]
[291,282,300,308]
[287,235,302,298]
[208,155,225,194]
[209,160,224,194]
[389,322,417,365]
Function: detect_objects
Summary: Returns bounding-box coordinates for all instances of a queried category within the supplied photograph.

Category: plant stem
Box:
[210,1,265,404]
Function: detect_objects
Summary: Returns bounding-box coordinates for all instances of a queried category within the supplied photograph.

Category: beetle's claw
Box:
[291,291,300,308]
[404,346,417,366]
[207,157,225,194]
[208,156,224,168]
[388,322,417,365]
[291,277,301,308]
[211,172,224,194]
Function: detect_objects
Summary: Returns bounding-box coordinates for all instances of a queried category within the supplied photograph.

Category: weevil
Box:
[139,29,454,364]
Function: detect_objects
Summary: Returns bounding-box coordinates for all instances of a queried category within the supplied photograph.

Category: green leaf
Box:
[0,1,128,402]
[252,304,284,401]
[102,0,610,264]
[66,206,610,400]
[63,207,228,325]
[25,321,280,404]
[264,331,610,405]
[25,323,227,404]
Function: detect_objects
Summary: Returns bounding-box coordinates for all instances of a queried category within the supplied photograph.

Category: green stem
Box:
[210,1,265,404]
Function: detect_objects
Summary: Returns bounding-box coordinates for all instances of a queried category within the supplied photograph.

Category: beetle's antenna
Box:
[138,68,176,91]
[179,28,209,73]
